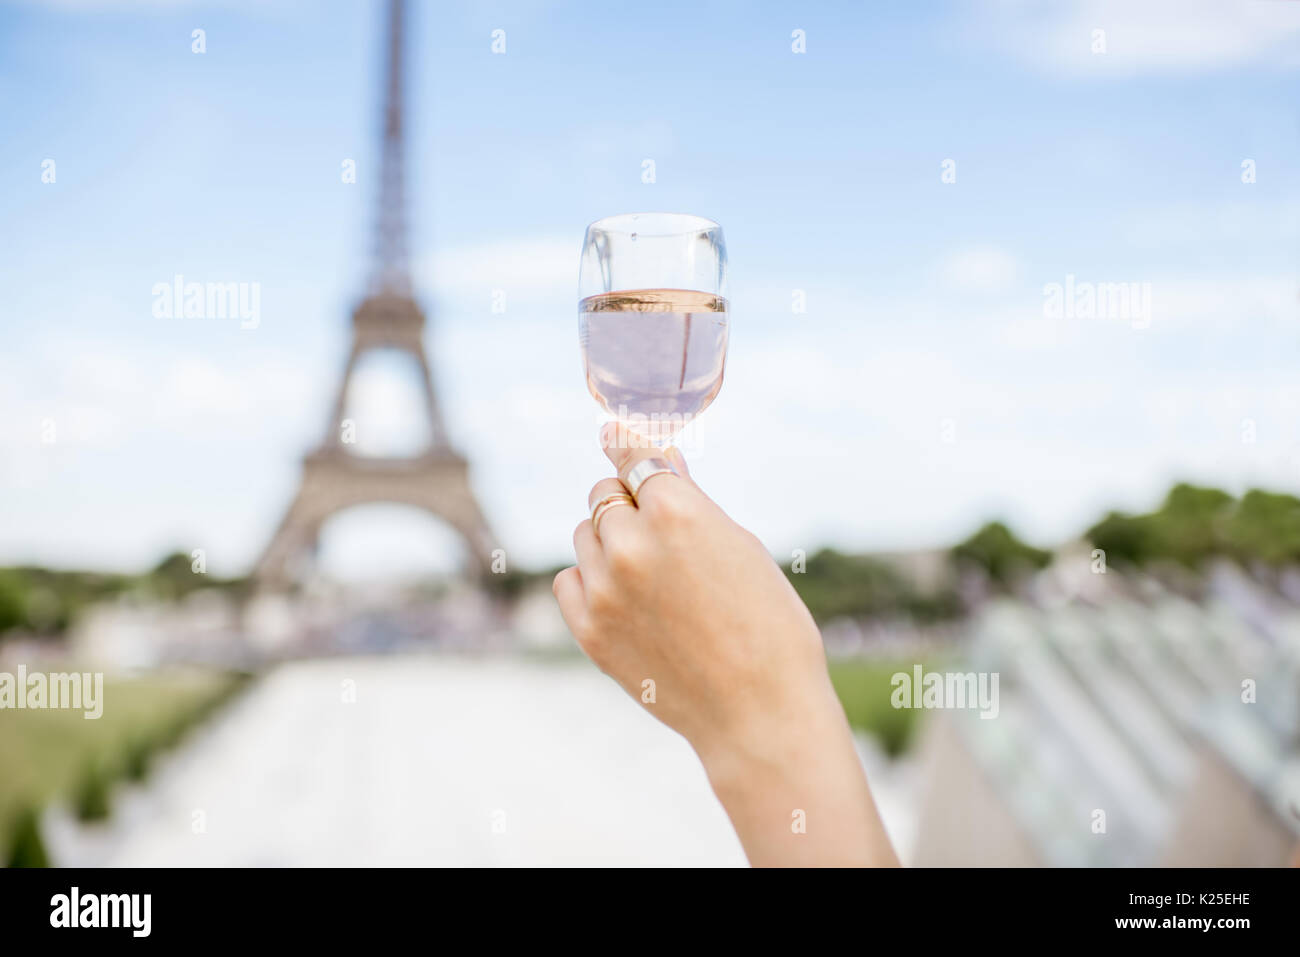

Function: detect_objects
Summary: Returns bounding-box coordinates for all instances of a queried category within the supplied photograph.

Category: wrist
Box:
[694,678,850,802]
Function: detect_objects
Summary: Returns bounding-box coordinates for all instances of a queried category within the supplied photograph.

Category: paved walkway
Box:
[68,658,748,866]
[46,656,914,866]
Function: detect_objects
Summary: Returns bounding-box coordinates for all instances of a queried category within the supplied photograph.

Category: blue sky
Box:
[2,0,1298,578]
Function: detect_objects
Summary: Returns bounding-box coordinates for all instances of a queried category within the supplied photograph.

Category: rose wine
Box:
[580,288,729,444]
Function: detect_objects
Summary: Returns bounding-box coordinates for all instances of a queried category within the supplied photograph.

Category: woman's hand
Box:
[553,424,898,867]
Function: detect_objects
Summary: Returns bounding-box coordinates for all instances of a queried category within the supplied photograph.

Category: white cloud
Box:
[1151,275,1296,330]
[939,246,1021,294]
[423,237,576,306]
[0,339,319,572]
[974,0,1300,76]
[1125,198,1300,248]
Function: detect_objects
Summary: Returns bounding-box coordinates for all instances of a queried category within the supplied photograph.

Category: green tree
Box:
[1087,483,1243,569]
[1225,489,1300,565]
[1149,483,1234,566]
[1086,510,1156,566]
[148,551,199,601]
[0,573,25,633]
[951,521,1050,586]
[785,548,957,623]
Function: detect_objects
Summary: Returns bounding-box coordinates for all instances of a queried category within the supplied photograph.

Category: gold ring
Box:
[590,492,635,539]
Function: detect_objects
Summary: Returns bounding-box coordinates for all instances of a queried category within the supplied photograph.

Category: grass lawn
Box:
[0,668,251,864]
[827,658,927,758]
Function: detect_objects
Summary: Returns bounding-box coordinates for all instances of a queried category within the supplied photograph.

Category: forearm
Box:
[698,686,900,867]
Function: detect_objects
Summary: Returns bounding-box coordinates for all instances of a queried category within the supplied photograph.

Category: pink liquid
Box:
[580,288,729,444]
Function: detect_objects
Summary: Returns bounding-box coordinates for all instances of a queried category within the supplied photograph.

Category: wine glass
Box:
[579,212,728,447]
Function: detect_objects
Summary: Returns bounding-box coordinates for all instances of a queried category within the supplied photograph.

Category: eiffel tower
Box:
[254,0,494,589]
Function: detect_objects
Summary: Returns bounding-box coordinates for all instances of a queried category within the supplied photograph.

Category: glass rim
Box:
[585,211,722,237]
